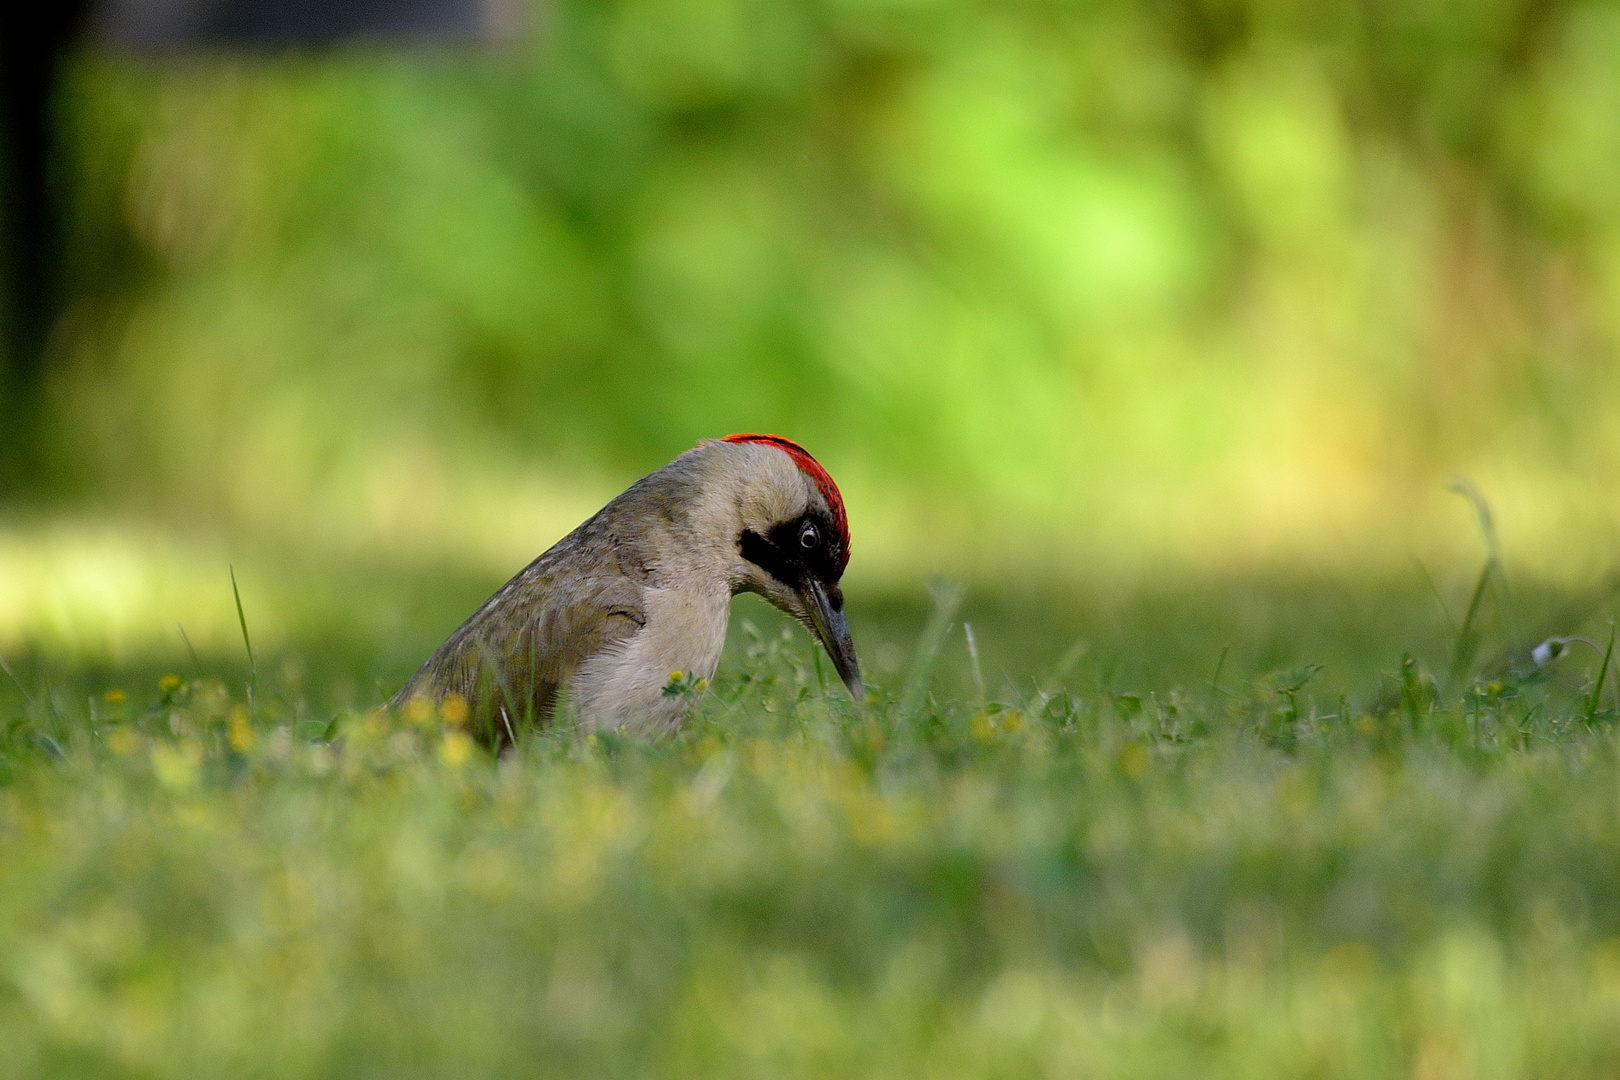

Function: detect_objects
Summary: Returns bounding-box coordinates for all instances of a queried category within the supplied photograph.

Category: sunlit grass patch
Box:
[0,521,254,660]
[3,599,1620,1076]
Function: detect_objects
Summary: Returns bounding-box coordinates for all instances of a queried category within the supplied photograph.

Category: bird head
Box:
[716,434,861,702]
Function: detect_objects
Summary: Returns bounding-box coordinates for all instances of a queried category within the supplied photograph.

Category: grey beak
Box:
[803,578,863,702]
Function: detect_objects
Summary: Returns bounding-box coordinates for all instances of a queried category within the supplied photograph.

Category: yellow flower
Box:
[440,694,470,727]
[227,705,254,753]
[439,731,474,767]
[404,695,433,727]
[106,728,140,757]
[104,689,127,705]
[1118,742,1151,778]
[969,711,996,742]
[159,674,182,693]
[151,739,203,792]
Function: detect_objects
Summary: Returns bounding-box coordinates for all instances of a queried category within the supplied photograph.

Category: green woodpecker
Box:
[392,434,859,741]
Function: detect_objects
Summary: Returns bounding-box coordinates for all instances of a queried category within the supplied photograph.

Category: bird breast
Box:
[568,581,733,734]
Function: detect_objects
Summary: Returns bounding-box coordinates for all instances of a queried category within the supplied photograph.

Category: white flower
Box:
[1532,639,1567,667]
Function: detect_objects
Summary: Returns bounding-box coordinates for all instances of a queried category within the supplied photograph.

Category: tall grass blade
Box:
[1448,560,1492,690]
[474,640,521,746]
[1414,558,1457,633]
[177,624,205,680]
[1588,622,1616,722]
[964,623,985,707]
[1446,478,1510,688]
[1208,644,1232,699]
[901,580,963,719]
[0,651,36,712]
[1448,477,1499,562]
[230,565,257,703]
[1039,637,1091,696]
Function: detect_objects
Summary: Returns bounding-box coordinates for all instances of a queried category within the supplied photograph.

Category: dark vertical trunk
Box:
[1,2,88,495]
[0,0,519,497]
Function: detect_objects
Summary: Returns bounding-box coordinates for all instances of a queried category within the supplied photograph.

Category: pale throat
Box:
[639,582,735,681]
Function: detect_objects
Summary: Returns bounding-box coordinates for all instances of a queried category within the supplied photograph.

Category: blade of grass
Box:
[0,650,37,712]
[1414,558,1458,634]
[474,640,522,747]
[901,580,963,720]
[1209,644,1234,700]
[230,565,257,704]
[1448,559,1493,689]
[964,623,985,708]
[1448,478,1499,561]
[1458,477,1518,635]
[1446,479,1507,689]
[1038,637,1091,696]
[1588,622,1616,722]
[177,624,205,681]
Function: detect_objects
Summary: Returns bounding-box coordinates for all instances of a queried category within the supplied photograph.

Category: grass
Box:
[2,583,1620,1079]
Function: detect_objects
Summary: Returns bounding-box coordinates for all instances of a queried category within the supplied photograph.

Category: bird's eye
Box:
[798,521,820,550]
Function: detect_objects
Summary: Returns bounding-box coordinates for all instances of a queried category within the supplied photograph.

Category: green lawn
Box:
[2,582,1619,1079]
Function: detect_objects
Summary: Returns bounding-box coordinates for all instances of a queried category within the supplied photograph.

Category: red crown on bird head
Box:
[722,433,849,568]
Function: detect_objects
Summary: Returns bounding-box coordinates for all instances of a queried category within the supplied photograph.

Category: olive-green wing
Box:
[391,534,648,741]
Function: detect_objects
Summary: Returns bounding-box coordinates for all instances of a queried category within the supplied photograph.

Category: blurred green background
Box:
[4,0,1620,687]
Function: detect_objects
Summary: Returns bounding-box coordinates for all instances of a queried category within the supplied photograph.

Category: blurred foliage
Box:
[4,619,1620,1076]
[5,0,1614,586]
